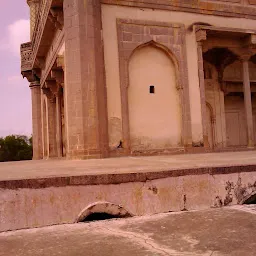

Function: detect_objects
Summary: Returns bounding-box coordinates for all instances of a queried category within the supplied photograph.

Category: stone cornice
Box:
[101,0,256,19]
[40,30,64,86]
[31,0,53,66]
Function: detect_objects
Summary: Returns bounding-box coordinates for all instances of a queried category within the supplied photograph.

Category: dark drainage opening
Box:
[243,194,256,204]
[81,212,131,222]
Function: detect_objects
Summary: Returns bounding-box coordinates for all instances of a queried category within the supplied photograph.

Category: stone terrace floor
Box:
[1,206,255,256]
[0,151,256,181]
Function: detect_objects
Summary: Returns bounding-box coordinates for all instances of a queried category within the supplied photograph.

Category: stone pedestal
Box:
[63,0,109,159]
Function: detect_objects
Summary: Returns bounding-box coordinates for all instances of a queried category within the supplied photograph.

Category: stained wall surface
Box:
[1,170,255,232]
[101,4,256,148]
[128,46,182,150]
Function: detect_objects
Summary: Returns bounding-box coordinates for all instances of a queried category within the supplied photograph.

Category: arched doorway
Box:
[128,45,182,151]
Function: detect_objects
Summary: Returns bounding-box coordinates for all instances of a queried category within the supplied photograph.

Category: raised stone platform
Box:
[0,151,256,232]
[1,207,256,256]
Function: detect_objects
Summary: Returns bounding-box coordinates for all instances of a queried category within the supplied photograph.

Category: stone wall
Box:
[1,166,255,232]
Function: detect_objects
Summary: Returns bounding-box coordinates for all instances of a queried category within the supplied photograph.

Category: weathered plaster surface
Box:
[0,169,255,232]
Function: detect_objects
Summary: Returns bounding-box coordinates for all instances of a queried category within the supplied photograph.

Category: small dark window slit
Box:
[150,85,155,94]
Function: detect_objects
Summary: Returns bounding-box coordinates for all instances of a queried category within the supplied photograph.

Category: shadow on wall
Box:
[76,201,133,222]
[243,192,256,204]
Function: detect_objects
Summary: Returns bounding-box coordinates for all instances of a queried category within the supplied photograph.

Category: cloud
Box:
[8,19,30,56]
[0,19,30,56]
[7,75,24,84]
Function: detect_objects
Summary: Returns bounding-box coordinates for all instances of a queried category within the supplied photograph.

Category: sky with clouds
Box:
[0,1,31,137]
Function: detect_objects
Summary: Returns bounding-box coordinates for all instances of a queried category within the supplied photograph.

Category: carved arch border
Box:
[117,19,192,153]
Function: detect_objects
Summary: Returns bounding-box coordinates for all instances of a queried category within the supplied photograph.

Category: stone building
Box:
[21,0,256,160]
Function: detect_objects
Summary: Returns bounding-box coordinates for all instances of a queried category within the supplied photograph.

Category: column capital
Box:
[239,54,251,62]
[51,69,64,87]
[42,87,56,103]
[238,49,255,62]
[29,81,40,89]
[22,69,40,84]
[196,29,207,43]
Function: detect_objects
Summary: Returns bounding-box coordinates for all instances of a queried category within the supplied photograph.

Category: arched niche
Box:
[128,43,182,151]
[117,19,192,154]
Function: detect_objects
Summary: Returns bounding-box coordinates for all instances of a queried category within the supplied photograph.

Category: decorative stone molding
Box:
[42,87,55,103]
[101,0,256,20]
[27,0,40,37]
[29,80,40,89]
[51,70,64,87]
[56,55,64,70]
[49,8,64,30]
[21,42,33,72]
[195,29,207,43]
[35,57,46,69]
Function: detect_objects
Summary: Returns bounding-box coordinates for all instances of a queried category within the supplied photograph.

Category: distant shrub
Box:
[0,135,32,162]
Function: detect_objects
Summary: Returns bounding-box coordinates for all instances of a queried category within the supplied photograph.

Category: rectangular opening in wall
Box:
[149,85,155,94]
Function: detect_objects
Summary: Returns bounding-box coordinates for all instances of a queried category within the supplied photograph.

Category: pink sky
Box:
[0,1,31,137]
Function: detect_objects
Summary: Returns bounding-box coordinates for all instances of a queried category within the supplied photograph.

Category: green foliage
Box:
[0,135,33,162]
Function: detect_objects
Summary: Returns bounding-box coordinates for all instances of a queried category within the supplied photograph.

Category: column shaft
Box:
[30,82,43,159]
[197,42,209,147]
[47,98,58,157]
[56,93,63,157]
[63,0,109,159]
[242,59,254,148]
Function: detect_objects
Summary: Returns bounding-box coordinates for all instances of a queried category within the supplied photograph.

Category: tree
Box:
[0,135,33,162]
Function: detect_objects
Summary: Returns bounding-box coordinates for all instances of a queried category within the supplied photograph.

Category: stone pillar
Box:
[56,90,63,157]
[63,0,109,159]
[27,0,40,39]
[43,88,58,158]
[30,81,43,160]
[241,57,254,148]
[197,40,209,148]
[48,97,58,158]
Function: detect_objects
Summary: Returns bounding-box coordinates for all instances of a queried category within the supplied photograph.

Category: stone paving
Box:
[1,151,256,181]
[1,206,255,256]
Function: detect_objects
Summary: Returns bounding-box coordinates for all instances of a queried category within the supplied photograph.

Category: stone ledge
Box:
[1,164,255,189]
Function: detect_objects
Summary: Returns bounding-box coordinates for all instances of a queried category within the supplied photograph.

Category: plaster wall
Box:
[225,95,247,146]
[101,4,256,147]
[1,171,255,232]
[128,46,182,150]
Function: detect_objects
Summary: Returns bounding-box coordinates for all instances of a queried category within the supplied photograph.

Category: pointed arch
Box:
[129,40,181,90]
[128,42,183,150]
[117,19,192,154]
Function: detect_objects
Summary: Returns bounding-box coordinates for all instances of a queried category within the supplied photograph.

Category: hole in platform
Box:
[81,212,128,222]
[243,194,256,204]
